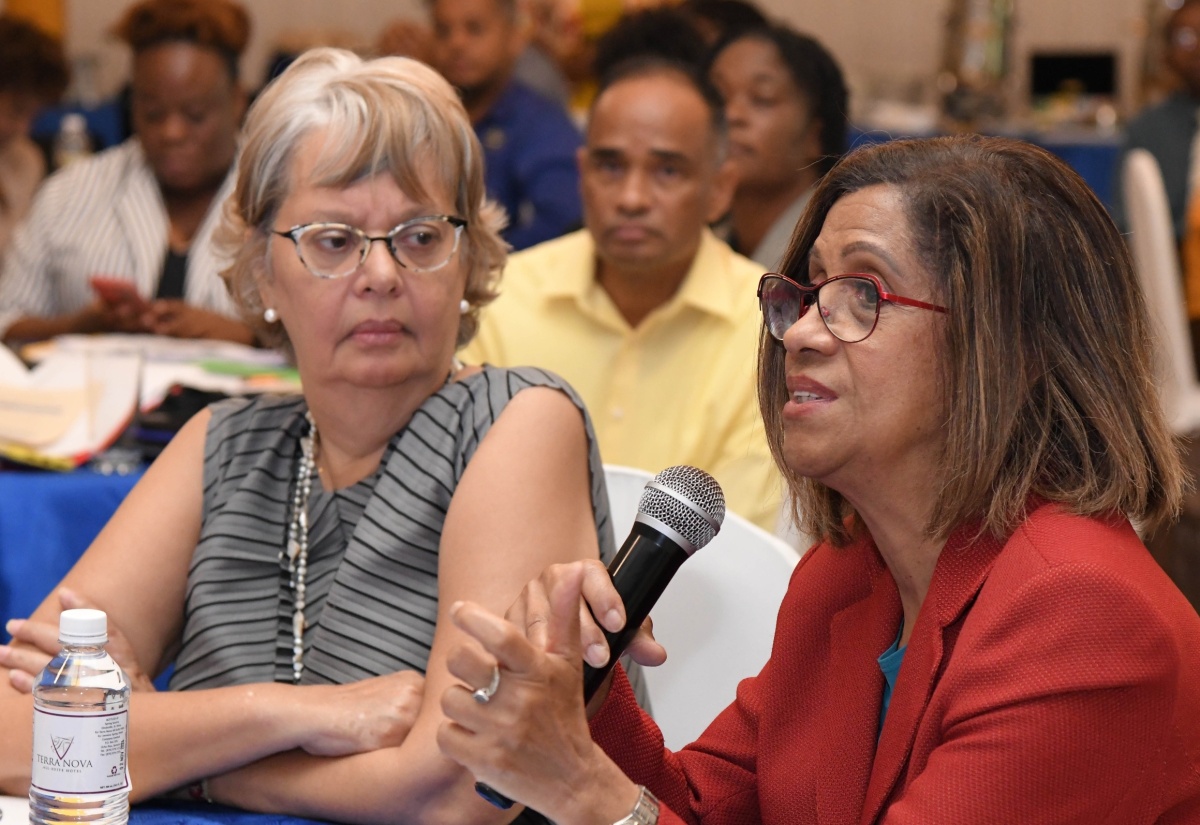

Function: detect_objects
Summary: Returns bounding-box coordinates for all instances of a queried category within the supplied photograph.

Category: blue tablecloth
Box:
[132,801,325,825]
[0,467,143,635]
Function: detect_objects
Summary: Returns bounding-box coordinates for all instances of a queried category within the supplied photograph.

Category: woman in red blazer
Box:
[438,135,1200,824]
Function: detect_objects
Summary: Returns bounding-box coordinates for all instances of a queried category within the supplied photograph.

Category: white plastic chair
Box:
[1121,148,1200,434]
[603,464,799,750]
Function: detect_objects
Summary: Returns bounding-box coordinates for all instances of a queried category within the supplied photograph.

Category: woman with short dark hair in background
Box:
[710,25,847,270]
[0,15,68,259]
[438,135,1200,824]
[0,0,254,344]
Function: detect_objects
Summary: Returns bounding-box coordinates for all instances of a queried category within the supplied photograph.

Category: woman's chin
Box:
[782,439,842,486]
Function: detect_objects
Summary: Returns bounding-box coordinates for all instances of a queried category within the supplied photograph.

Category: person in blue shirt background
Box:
[431,0,583,251]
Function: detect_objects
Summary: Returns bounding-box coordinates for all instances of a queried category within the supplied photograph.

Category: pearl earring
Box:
[459,299,470,315]
[264,307,279,323]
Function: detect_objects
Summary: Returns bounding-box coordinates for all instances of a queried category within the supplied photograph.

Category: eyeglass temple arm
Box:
[879,292,948,313]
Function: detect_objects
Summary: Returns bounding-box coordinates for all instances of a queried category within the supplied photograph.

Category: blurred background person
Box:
[590,6,709,79]
[0,14,68,260]
[375,15,435,65]
[512,0,575,107]
[709,25,848,270]
[439,135,1200,824]
[493,0,731,122]
[1116,0,1200,244]
[0,48,612,825]
[0,0,253,345]
[463,58,782,533]
[679,0,767,47]
[377,1,570,109]
[430,0,583,251]
[528,0,625,119]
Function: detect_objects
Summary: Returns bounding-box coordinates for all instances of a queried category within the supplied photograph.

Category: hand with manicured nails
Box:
[437,561,655,825]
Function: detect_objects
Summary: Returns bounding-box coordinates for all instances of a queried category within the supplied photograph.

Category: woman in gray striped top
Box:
[0,48,612,825]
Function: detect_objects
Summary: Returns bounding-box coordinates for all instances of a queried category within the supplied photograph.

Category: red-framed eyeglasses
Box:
[757,272,948,343]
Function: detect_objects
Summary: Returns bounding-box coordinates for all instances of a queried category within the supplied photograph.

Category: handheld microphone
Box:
[476,465,726,812]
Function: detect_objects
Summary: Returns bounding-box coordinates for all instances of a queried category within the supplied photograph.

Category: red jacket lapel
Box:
[860,524,1005,823]
[816,545,903,825]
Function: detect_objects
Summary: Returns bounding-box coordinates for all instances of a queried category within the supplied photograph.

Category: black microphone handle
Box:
[475,520,691,815]
[582,521,690,699]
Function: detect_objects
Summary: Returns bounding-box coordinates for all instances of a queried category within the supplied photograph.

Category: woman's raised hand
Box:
[436,562,643,824]
[507,558,668,680]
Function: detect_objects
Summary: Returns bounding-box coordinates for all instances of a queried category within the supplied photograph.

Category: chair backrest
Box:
[604,464,799,750]
[1122,148,1200,434]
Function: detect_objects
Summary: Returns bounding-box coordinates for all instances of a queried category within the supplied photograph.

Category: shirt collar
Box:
[543,229,751,324]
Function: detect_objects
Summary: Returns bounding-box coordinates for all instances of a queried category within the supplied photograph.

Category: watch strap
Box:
[612,785,660,825]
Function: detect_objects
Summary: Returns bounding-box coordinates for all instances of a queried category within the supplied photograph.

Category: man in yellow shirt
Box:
[463,57,783,531]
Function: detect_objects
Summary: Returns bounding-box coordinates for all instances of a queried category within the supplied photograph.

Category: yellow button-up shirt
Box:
[462,228,782,531]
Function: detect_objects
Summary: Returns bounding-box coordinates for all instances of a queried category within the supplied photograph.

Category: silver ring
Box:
[471,665,501,704]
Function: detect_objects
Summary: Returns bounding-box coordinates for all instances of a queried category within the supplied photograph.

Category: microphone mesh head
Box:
[637,465,726,550]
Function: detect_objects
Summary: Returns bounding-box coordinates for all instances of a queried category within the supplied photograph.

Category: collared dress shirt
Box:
[0,138,237,338]
[475,80,583,251]
[462,228,782,531]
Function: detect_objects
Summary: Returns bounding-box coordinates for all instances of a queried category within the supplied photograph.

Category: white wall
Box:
[52,0,1160,116]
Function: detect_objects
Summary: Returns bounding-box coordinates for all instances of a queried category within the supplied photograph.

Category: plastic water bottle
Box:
[52,113,92,170]
[29,609,131,825]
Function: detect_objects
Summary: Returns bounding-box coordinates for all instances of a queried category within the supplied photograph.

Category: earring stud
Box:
[459,299,470,315]
[264,307,279,323]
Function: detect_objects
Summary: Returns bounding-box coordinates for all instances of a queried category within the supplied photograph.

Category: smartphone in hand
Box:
[89,276,149,313]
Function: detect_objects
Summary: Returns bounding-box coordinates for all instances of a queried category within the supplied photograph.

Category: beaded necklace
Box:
[284,360,463,683]
[284,411,317,683]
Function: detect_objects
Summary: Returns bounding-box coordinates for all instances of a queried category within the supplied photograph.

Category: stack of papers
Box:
[26,335,300,409]
[1,335,300,469]
[0,345,139,469]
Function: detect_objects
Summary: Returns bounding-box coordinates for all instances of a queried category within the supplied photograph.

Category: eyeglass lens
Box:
[296,219,460,277]
[760,276,880,343]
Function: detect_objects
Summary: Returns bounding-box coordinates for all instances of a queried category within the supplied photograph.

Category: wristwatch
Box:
[612,785,660,825]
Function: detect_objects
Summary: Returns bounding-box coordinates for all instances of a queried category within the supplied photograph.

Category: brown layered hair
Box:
[760,135,1187,546]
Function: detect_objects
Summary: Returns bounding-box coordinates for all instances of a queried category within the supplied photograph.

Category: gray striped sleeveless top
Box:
[169,366,616,689]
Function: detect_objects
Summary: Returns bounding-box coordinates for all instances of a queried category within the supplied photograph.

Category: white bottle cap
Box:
[59,608,108,645]
[61,112,87,132]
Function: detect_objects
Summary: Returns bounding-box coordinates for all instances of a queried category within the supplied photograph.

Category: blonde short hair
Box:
[216,47,506,351]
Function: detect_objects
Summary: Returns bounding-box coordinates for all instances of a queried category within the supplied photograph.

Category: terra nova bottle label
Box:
[31,706,129,796]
